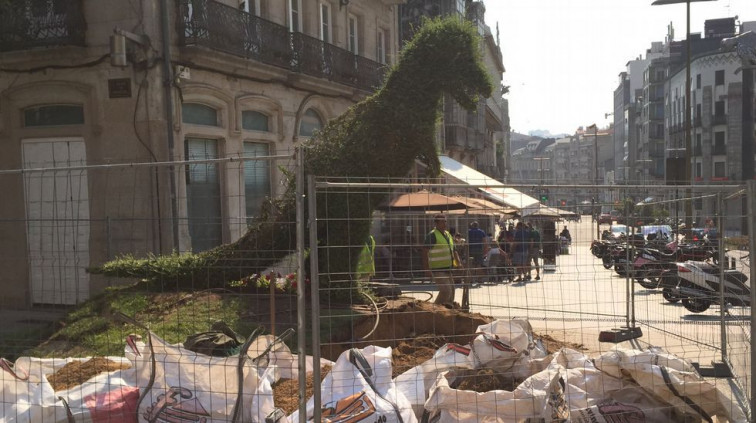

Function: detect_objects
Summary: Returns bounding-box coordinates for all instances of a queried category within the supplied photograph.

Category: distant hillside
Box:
[510,131,543,152]
[528,129,569,139]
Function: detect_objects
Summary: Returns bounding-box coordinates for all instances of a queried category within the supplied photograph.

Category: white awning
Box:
[439,156,541,214]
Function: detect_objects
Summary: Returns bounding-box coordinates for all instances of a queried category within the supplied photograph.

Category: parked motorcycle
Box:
[611,245,634,276]
[630,247,677,289]
[590,239,613,259]
[667,261,751,313]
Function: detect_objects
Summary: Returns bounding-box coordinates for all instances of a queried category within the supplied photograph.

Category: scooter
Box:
[630,247,678,289]
[667,260,751,313]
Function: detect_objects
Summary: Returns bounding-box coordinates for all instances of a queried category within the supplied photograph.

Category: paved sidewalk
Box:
[0,308,67,337]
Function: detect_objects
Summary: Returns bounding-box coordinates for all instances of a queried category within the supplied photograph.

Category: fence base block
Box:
[598,326,643,343]
[692,362,733,378]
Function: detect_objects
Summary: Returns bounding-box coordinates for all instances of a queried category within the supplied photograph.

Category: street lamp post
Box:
[651,0,716,237]
[534,157,550,204]
[588,124,599,239]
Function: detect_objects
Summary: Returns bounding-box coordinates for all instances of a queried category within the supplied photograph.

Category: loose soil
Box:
[272,365,332,415]
[454,368,523,392]
[47,357,131,391]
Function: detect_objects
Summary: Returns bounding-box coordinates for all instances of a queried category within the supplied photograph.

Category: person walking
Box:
[423,214,463,306]
[512,222,528,282]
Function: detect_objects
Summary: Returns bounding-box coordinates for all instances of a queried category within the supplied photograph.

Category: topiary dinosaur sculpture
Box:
[94,17,493,298]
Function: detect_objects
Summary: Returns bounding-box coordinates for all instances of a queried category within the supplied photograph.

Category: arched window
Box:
[299,108,323,137]
[243,142,271,219]
[242,110,269,132]
[182,103,218,126]
[24,105,84,127]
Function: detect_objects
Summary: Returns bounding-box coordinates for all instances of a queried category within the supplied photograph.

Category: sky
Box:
[481,0,754,136]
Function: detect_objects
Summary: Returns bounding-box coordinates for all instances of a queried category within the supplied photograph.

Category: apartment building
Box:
[0,0,404,306]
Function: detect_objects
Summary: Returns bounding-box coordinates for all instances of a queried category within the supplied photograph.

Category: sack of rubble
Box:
[126,330,276,423]
[289,346,417,423]
[550,347,628,411]
[422,362,569,422]
[593,347,748,422]
[1,355,137,423]
[571,386,706,422]
[394,318,546,419]
[246,332,334,382]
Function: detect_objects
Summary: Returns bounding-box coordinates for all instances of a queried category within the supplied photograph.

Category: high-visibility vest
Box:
[356,235,376,277]
[428,229,454,270]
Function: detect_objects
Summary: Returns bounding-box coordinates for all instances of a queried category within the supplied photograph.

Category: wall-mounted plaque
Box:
[108,78,132,98]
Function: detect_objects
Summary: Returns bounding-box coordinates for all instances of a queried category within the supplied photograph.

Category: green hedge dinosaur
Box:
[94,17,493,299]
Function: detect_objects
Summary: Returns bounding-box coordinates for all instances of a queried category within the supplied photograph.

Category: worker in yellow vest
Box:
[356,234,376,282]
[422,214,463,306]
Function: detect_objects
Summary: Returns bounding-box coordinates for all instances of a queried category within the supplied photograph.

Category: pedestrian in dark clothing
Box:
[512,222,528,282]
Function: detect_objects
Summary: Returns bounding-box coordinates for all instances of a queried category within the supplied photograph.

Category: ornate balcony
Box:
[178,0,385,91]
[0,0,85,52]
[712,113,727,126]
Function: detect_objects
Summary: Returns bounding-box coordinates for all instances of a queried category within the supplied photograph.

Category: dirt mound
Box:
[392,333,448,377]
[322,300,492,360]
[47,357,131,391]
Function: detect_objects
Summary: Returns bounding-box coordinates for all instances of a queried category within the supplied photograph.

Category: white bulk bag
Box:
[290,346,417,423]
[1,356,137,423]
[127,331,275,423]
[423,364,569,422]
[594,347,747,422]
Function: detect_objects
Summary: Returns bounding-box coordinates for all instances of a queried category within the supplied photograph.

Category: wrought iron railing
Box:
[0,0,85,52]
[177,0,385,91]
[712,113,727,126]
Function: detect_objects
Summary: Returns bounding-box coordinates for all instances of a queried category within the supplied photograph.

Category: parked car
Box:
[640,225,673,241]
[598,212,613,224]
[608,224,628,239]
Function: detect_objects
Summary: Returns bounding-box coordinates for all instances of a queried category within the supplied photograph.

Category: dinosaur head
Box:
[399,16,494,110]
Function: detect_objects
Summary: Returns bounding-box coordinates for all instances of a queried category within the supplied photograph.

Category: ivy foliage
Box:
[93,16,493,298]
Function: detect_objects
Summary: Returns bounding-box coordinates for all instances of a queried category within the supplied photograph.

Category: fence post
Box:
[307,173,322,422]
[295,148,307,421]
[748,180,756,420]
[717,193,727,363]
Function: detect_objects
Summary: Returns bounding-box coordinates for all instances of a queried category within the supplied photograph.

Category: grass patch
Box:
[12,286,363,361]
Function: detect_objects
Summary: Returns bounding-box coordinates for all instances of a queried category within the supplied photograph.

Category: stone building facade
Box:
[0,0,404,307]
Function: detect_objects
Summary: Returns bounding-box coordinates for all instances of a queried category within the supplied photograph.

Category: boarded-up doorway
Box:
[22,138,90,305]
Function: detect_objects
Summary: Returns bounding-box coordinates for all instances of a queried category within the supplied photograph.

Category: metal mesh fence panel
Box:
[309,178,753,422]
[1,163,754,421]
